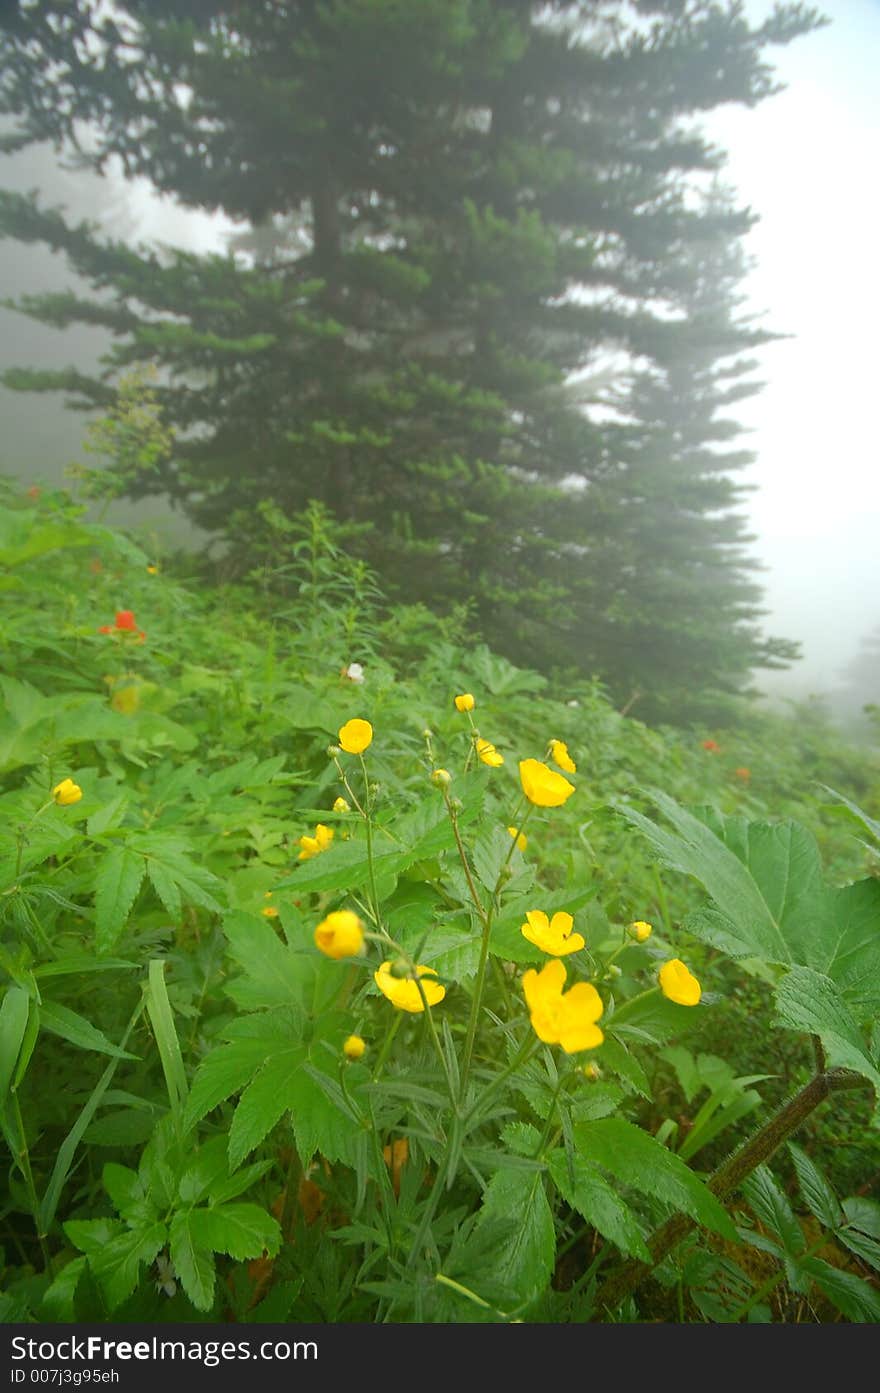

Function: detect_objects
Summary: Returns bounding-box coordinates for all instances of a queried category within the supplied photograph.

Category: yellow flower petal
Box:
[374,960,446,1013]
[338,718,373,754]
[51,778,83,807]
[476,737,504,767]
[454,693,475,712]
[333,796,350,813]
[628,920,653,943]
[343,1034,366,1061]
[522,959,603,1052]
[659,958,702,1006]
[519,758,575,808]
[549,739,577,774]
[314,910,365,960]
[507,826,528,851]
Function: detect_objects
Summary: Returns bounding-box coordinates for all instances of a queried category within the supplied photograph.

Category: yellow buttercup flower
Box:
[314,910,365,960]
[476,737,504,767]
[332,796,350,813]
[522,958,603,1053]
[454,693,475,712]
[374,960,446,1013]
[549,739,576,774]
[146,564,159,575]
[519,758,575,808]
[507,825,528,852]
[343,1034,366,1061]
[521,909,585,957]
[51,778,83,807]
[261,906,279,918]
[659,958,702,1006]
[338,718,373,754]
[298,823,334,861]
[628,920,653,943]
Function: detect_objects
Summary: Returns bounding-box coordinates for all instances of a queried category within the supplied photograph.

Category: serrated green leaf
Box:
[474,1166,556,1305]
[223,910,313,1009]
[788,1142,844,1230]
[801,1255,880,1322]
[184,1035,283,1133]
[741,1165,805,1256]
[169,1211,216,1311]
[228,1046,306,1169]
[838,1226,880,1273]
[40,1257,87,1322]
[188,1203,280,1261]
[775,967,880,1094]
[94,846,145,953]
[548,1150,650,1262]
[574,1117,736,1240]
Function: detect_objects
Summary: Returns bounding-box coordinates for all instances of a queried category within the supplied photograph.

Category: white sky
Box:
[113,1,880,695]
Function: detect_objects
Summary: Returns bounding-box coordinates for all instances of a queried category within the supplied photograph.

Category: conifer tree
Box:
[0,0,820,713]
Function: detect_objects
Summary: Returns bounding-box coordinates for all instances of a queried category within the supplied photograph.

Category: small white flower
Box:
[566,699,580,708]
[344,662,365,683]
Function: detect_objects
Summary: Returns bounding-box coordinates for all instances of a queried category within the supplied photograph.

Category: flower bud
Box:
[431,768,452,787]
[583,1063,602,1082]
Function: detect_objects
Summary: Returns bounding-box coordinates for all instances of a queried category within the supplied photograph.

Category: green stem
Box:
[463,1031,537,1128]
[358,753,382,929]
[371,1011,403,1081]
[10,1092,52,1273]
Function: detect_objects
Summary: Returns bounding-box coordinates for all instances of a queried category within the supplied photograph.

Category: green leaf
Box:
[573,1117,736,1240]
[39,1001,139,1060]
[94,846,145,953]
[474,1166,556,1306]
[65,1219,166,1311]
[548,1150,650,1261]
[620,794,880,1012]
[188,1203,281,1261]
[184,1033,285,1133]
[103,1163,155,1226]
[0,986,30,1104]
[775,967,880,1095]
[223,911,313,1009]
[838,1226,880,1273]
[741,1166,805,1256]
[40,1257,87,1322]
[788,1142,844,1230]
[169,1211,216,1312]
[801,1255,880,1322]
[145,959,188,1118]
[472,824,515,896]
[228,1046,306,1169]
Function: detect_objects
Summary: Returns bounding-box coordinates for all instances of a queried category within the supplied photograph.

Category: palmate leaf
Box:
[618,791,880,1014]
[774,967,880,1099]
[94,845,146,954]
[473,1167,556,1306]
[573,1118,737,1241]
[548,1150,650,1261]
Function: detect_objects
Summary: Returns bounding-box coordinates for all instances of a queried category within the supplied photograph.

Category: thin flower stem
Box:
[442,790,487,924]
[371,1012,403,1081]
[533,1068,570,1157]
[358,753,383,930]
[10,1092,52,1274]
[606,985,661,1029]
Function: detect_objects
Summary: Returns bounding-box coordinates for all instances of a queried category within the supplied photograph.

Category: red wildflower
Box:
[26,486,41,500]
[98,625,113,634]
[734,766,751,782]
[701,739,720,753]
[115,611,137,631]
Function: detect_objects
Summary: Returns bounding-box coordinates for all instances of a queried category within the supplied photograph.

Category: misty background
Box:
[1,0,878,725]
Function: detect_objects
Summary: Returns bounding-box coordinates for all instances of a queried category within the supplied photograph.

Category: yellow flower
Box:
[261,906,279,918]
[549,739,577,774]
[51,778,83,807]
[628,920,653,943]
[659,958,702,1006]
[476,737,504,767]
[454,693,475,712]
[110,684,141,715]
[374,960,446,1013]
[338,718,373,754]
[298,823,334,860]
[522,958,603,1053]
[521,909,585,957]
[507,825,528,852]
[431,768,452,787]
[343,1034,366,1061]
[314,910,365,960]
[146,564,159,575]
[519,758,575,808]
[332,796,350,813]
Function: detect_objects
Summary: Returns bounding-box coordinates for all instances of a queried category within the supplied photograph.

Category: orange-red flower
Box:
[701,739,720,753]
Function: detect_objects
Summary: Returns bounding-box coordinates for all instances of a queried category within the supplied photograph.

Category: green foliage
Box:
[0,491,877,1325]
